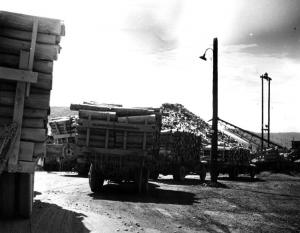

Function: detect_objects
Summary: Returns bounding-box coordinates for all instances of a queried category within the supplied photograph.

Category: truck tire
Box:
[88,163,104,193]
[17,173,34,218]
[199,167,207,182]
[0,172,16,218]
[229,168,238,180]
[173,166,186,182]
[150,171,159,181]
[142,168,149,193]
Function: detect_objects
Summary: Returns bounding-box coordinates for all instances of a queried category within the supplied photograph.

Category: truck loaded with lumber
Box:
[156,104,209,181]
[202,146,256,180]
[71,103,161,193]
[45,116,76,171]
[0,11,64,218]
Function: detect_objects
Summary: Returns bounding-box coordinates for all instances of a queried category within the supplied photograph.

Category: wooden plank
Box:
[118,115,156,124]
[0,66,38,83]
[19,141,34,161]
[0,91,50,110]
[0,11,64,36]
[0,106,48,118]
[16,161,35,173]
[71,103,155,116]
[0,117,45,128]
[79,119,157,133]
[0,53,53,74]
[26,18,38,96]
[21,128,47,142]
[8,50,29,171]
[53,133,76,139]
[0,36,59,61]
[79,110,116,120]
[0,27,60,44]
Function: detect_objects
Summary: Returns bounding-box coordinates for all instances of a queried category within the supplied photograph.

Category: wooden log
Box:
[0,106,48,119]
[0,74,52,91]
[0,91,50,109]
[71,103,155,116]
[78,119,156,133]
[19,141,34,161]
[0,36,60,61]
[0,53,53,74]
[21,128,46,142]
[118,114,156,124]
[79,110,116,121]
[0,116,45,128]
[0,66,38,83]
[0,11,65,36]
[0,27,60,45]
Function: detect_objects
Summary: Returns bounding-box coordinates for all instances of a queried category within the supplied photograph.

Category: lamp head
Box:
[199,53,207,61]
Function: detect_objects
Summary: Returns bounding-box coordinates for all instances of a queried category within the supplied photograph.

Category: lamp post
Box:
[200,38,218,183]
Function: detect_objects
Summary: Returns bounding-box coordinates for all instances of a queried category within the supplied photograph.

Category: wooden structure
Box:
[46,117,76,171]
[0,11,64,218]
[71,103,161,193]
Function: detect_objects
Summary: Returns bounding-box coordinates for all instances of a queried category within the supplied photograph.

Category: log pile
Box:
[0,11,64,168]
[71,103,161,157]
[49,116,76,144]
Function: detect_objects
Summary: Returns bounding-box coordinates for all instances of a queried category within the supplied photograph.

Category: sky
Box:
[2,0,300,132]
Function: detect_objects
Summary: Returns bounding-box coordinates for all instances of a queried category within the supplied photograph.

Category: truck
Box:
[45,117,77,171]
[154,130,207,182]
[202,145,256,180]
[71,103,161,193]
[0,11,64,218]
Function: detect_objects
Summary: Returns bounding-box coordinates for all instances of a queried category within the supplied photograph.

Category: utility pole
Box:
[267,76,271,147]
[260,73,271,150]
[211,38,218,182]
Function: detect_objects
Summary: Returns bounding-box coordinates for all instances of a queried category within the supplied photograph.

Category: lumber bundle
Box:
[0,11,64,172]
[49,116,76,143]
[72,103,161,157]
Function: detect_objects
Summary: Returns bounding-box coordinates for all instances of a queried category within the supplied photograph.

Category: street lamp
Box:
[200,38,219,183]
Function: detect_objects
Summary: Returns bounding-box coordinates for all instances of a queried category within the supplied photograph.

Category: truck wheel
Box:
[150,171,159,181]
[229,168,238,180]
[250,167,256,181]
[0,172,16,218]
[173,166,186,182]
[88,164,104,193]
[199,167,207,182]
[142,168,149,193]
[17,173,34,218]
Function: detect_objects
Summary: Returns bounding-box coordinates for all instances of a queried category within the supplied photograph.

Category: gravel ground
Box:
[0,171,300,233]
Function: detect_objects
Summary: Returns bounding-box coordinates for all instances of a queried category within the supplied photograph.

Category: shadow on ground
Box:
[89,182,198,205]
[0,200,89,233]
[217,176,265,183]
[155,177,229,189]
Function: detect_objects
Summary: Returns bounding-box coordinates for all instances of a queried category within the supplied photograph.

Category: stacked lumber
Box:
[71,103,161,156]
[49,116,76,143]
[159,130,202,162]
[0,11,64,170]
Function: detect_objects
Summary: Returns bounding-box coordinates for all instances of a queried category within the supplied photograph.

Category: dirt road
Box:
[0,171,300,233]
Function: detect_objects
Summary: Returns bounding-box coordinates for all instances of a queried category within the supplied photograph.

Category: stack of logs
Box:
[0,11,64,164]
[160,103,205,162]
[49,116,76,143]
[71,103,161,157]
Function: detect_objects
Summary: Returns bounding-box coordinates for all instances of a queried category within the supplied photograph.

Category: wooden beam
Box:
[78,146,148,157]
[53,133,76,139]
[0,11,65,36]
[0,66,37,83]
[8,50,29,172]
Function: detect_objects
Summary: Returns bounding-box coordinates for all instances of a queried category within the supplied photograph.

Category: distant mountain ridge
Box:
[50,106,300,149]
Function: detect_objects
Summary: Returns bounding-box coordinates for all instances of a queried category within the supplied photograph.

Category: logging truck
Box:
[45,117,77,171]
[71,103,161,193]
[152,130,207,182]
[202,145,256,180]
[0,11,64,218]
